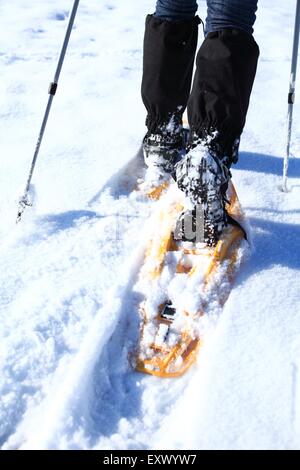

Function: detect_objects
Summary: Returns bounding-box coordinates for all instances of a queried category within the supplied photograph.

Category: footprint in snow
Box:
[24,28,45,35]
[49,11,69,21]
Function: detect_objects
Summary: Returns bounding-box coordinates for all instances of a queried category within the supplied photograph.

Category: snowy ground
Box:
[0,0,300,450]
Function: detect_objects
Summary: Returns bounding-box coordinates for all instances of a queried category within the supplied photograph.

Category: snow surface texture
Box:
[0,0,300,450]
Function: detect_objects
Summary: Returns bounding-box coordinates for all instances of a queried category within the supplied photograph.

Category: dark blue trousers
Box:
[155,0,258,35]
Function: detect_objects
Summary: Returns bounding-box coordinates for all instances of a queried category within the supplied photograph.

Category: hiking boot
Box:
[143,114,186,183]
[174,134,231,246]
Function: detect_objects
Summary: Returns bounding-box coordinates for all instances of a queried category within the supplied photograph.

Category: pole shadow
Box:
[236,151,300,178]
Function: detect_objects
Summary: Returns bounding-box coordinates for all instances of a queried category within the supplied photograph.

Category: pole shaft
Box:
[53,0,80,84]
[21,0,80,200]
[24,95,54,194]
[283,0,300,190]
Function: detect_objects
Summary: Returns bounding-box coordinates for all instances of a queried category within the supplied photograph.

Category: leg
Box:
[188,0,259,161]
[155,0,198,21]
[142,11,199,133]
[142,0,199,131]
[141,2,199,180]
[176,1,259,245]
[206,0,258,35]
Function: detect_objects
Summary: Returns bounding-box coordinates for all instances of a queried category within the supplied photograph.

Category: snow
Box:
[0,0,300,450]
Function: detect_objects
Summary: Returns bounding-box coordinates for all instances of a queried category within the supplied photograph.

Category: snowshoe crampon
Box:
[133,182,247,378]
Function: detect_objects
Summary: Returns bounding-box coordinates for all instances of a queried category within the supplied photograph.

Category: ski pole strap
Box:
[226,212,248,241]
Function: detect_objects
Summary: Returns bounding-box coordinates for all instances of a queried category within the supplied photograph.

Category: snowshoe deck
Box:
[134,182,247,378]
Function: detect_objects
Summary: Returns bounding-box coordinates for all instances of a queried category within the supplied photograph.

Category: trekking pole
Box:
[16,0,80,222]
[282,0,300,192]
